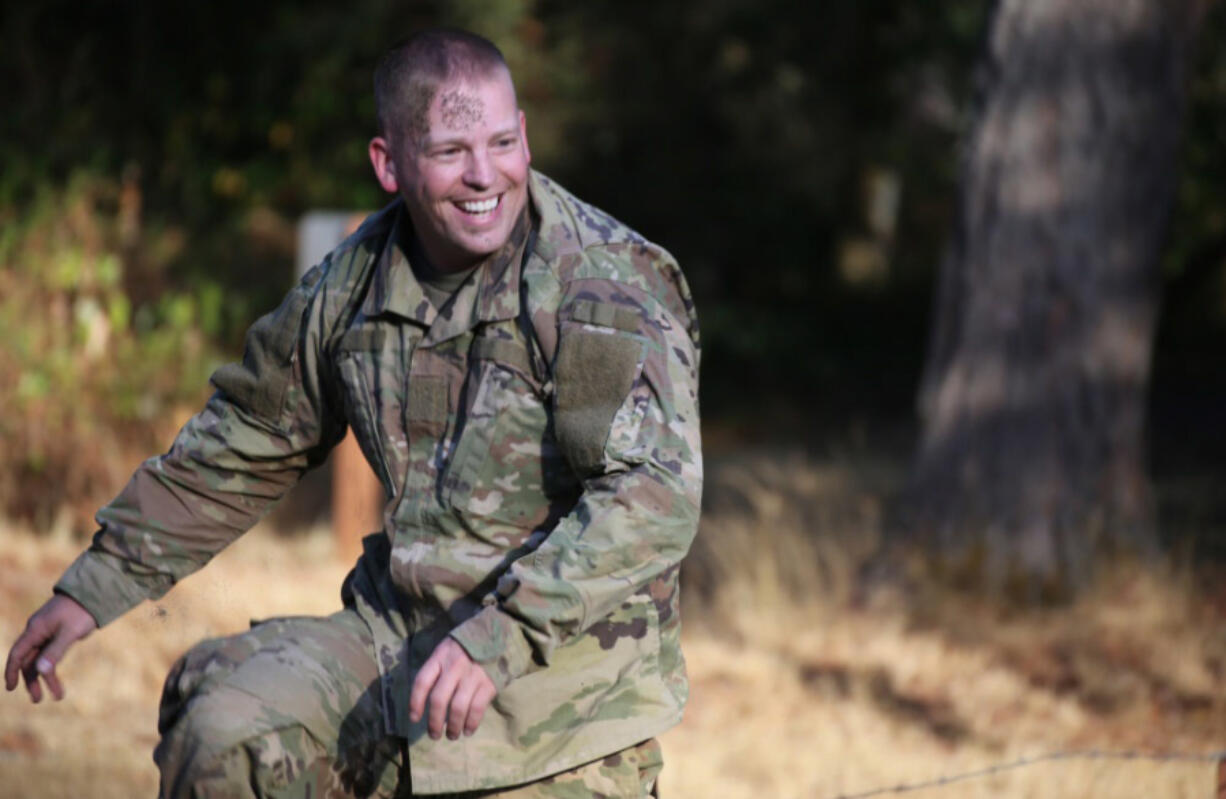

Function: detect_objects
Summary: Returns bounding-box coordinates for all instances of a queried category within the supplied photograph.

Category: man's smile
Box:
[455,195,501,218]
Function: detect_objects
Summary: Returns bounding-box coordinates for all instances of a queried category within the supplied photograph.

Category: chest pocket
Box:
[335,327,400,496]
[444,326,570,528]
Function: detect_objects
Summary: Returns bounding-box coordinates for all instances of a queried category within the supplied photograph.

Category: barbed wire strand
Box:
[824,749,1226,799]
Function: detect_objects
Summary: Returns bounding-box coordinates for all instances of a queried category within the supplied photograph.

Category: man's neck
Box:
[403,234,479,314]
[405,231,475,282]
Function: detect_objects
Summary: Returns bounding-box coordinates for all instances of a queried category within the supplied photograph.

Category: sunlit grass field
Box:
[1,453,1222,798]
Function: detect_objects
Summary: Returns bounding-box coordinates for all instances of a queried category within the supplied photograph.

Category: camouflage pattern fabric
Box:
[441,739,663,799]
[54,171,702,793]
[155,610,402,798]
[155,611,662,798]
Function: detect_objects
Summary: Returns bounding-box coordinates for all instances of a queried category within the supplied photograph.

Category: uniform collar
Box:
[362,203,434,326]
[473,204,532,324]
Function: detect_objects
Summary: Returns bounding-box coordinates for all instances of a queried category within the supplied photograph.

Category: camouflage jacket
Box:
[54,171,703,793]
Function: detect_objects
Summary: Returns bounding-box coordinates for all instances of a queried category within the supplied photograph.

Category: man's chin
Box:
[455,229,513,259]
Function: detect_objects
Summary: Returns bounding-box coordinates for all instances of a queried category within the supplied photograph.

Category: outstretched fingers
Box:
[4,631,29,692]
[31,628,77,700]
[6,595,96,703]
[7,618,51,701]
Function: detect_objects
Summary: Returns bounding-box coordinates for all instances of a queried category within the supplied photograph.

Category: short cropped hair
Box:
[374,29,511,147]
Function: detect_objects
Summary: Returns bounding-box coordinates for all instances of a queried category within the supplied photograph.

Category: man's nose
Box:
[463,150,495,189]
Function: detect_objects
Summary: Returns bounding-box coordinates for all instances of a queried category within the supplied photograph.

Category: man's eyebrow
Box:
[489,123,520,137]
[422,122,520,149]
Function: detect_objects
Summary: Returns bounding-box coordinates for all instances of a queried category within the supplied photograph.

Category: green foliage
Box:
[0,174,219,530]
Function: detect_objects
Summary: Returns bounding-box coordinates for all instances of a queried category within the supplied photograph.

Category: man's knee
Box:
[157,697,398,799]
[155,614,394,798]
[158,632,253,737]
[156,689,334,799]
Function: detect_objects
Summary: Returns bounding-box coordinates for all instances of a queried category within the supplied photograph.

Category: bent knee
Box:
[156,691,332,799]
[160,613,377,737]
[158,622,288,736]
[157,684,395,799]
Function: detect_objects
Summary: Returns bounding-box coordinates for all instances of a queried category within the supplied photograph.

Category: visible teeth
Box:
[458,197,499,214]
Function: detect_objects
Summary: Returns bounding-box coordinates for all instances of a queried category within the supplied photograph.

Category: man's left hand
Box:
[410,637,497,740]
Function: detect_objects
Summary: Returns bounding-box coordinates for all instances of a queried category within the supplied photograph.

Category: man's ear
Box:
[369,136,400,194]
[519,110,531,166]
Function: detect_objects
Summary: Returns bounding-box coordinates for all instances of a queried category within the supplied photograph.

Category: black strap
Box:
[394,736,412,799]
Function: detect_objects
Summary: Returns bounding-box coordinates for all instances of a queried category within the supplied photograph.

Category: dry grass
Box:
[0,521,350,798]
[1,452,1224,798]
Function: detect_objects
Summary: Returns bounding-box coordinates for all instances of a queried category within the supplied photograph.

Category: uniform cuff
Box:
[53,549,151,628]
[448,604,537,692]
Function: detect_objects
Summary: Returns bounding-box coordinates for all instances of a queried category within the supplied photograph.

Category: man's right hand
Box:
[5,594,98,703]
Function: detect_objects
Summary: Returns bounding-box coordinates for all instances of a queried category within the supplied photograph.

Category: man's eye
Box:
[435,147,461,158]
[495,137,516,148]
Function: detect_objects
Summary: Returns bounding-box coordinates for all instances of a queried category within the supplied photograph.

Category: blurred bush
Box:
[0,173,219,532]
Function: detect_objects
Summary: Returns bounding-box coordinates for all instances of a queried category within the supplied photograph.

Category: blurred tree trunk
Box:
[905,0,1209,596]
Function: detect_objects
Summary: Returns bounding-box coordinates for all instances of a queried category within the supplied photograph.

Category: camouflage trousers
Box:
[154,609,663,798]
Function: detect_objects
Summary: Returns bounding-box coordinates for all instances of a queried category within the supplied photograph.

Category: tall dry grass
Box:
[1,451,1223,798]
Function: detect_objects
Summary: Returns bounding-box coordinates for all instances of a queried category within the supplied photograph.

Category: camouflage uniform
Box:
[54,171,702,796]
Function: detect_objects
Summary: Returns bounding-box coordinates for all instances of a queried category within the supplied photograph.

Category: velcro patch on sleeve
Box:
[209,287,311,422]
[568,299,641,333]
[209,361,285,422]
[555,329,644,475]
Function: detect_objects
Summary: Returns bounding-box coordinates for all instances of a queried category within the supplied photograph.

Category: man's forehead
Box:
[436,88,485,132]
[428,73,516,122]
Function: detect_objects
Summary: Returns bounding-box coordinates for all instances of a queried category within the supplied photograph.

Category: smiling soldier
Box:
[5,28,702,799]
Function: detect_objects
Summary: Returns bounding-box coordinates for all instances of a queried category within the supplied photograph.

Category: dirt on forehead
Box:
[438,89,485,131]
[401,81,484,144]
[403,68,511,143]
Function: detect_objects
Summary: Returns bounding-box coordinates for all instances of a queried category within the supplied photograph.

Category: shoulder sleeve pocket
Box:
[209,278,314,423]
[554,327,645,477]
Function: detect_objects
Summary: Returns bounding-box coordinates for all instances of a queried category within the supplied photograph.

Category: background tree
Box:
[905,0,1210,596]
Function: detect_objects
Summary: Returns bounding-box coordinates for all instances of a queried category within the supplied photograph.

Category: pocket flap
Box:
[338,328,387,353]
[567,299,641,333]
[471,336,533,375]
